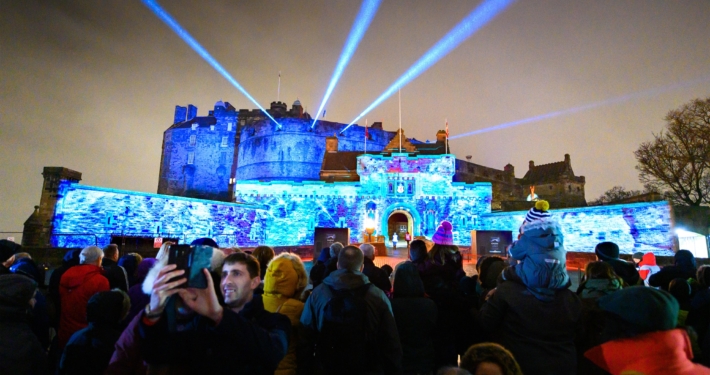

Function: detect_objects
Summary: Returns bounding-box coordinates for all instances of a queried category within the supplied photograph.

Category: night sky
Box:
[1,0,709,237]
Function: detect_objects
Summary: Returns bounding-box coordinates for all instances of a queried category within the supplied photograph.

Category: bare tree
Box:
[634,97,710,206]
[588,186,644,206]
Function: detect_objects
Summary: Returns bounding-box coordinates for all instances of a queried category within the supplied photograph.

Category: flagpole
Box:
[398,87,402,153]
[364,118,368,154]
[277,71,281,102]
[445,118,449,154]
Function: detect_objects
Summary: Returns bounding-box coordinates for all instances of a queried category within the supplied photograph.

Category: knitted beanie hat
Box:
[432,221,454,245]
[598,286,679,334]
[632,252,644,262]
[524,200,551,223]
[595,241,620,261]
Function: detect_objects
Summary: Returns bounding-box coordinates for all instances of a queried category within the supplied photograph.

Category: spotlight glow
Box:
[341,0,515,134]
[311,0,382,130]
[449,75,710,140]
[141,0,282,128]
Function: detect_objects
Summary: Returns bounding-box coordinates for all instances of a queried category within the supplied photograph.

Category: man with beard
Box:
[140,251,290,374]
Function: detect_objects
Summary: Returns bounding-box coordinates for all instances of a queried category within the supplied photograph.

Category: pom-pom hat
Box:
[432,221,454,245]
[524,200,551,223]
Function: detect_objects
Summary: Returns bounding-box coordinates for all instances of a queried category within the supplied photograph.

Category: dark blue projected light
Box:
[142,0,282,129]
[310,0,382,130]
[341,0,515,134]
[449,75,710,140]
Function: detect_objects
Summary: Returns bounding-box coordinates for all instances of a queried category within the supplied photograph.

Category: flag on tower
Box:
[322,110,326,119]
[445,119,449,139]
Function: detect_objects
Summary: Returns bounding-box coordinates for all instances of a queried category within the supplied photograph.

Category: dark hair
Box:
[381,264,393,277]
[252,246,275,268]
[393,262,424,298]
[224,252,260,279]
[460,343,523,375]
[409,240,428,262]
[103,244,119,259]
[584,261,620,280]
[337,246,364,272]
[428,243,459,265]
[697,265,710,288]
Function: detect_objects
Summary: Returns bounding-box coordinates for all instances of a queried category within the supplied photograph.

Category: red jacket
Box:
[585,329,710,375]
[58,264,109,348]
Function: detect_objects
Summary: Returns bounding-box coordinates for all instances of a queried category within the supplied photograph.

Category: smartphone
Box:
[168,244,212,289]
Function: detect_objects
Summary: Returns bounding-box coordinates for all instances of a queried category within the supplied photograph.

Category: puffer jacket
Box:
[263,256,305,375]
[509,218,569,295]
[58,264,110,348]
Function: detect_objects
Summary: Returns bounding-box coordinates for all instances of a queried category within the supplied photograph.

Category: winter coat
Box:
[638,253,660,286]
[309,248,331,288]
[584,328,710,375]
[577,278,622,300]
[649,250,698,291]
[391,262,437,374]
[478,279,582,375]
[0,274,48,375]
[508,218,569,296]
[687,287,710,348]
[48,249,81,328]
[58,264,110,348]
[363,257,392,293]
[300,269,403,374]
[106,313,146,375]
[603,258,641,287]
[102,258,129,292]
[262,256,306,375]
[140,293,290,375]
[59,322,122,375]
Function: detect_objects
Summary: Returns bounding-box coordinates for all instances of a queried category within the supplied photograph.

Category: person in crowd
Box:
[392,232,399,248]
[309,247,331,289]
[668,278,693,326]
[576,261,623,300]
[12,251,32,264]
[477,256,506,306]
[118,252,143,288]
[253,245,275,281]
[0,274,48,375]
[381,264,393,278]
[59,289,130,374]
[322,241,344,279]
[478,244,582,374]
[360,243,392,293]
[459,342,523,375]
[0,239,20,275]
[10,257,51,349]
[140,250,290,374]
[649,249,698,291]
[428,220,465,285]
[632,252,644,267]
[58,246,110,349]
[124,257,157,324]
[637,252,660,286]
[409,239,429,272]
[405,231,412,248]
[503,200,570,301]
[48,249,81,329]
[687,265,710,363]
[102,244,129,292]
[300,246,402,374]
[584,286,710,375]
[391,261,437,375]
[594,241,641,286]
[262,252,308,375]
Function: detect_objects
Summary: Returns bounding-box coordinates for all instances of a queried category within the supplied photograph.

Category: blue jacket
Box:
[508,218,569,294]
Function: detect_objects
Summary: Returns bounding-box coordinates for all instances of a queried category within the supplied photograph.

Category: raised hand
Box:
[178,268,223,324]
[147,264,186,319]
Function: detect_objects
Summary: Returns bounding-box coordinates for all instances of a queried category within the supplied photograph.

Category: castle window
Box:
[221,136,228,147]
[189,134,196,147]
[191,124,198,131]
[219,152,227,165]
[227,122,233,131]
[240,119,246,126]
[187,152,195,164]
[210,125,215,131]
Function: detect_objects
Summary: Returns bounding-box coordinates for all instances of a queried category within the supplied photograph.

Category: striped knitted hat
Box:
[524,200,551,223]
[432,221,454,245]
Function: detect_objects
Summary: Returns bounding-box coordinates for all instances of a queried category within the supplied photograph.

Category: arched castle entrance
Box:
[381,203,421,247]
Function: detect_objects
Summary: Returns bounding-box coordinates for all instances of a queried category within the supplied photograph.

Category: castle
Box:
[158,99,587,209]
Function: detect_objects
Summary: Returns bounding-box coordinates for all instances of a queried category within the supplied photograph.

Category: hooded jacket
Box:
[649,250,697,291]
[300,269,402,374]
[638,253,661,286]
[0,274,48,375]
[577,278,622,299]
[263,256,305,375]
[508,218,569,299]
[585,329,710,375]
[58,264,110,349]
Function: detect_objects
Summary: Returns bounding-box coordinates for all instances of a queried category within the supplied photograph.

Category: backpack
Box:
[315,283,376,373]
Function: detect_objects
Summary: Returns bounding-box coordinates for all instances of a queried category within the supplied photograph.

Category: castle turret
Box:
[174,106,187,124]
[187,104,198,120]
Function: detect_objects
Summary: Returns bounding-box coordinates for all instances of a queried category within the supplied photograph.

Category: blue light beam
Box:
[310,0,382,130]
[141,0,282,129]
[341,0,515,134]
[448,75,710,140]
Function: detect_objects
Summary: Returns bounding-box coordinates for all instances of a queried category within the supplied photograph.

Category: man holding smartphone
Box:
[139,247,290,374]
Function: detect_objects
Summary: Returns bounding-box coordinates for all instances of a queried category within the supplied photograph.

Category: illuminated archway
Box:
[380,202,422,243]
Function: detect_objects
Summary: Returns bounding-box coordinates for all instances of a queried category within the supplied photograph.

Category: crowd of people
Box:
[2,200,710,374]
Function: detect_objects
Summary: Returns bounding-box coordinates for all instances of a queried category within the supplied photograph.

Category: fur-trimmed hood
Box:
[142,247,225,295]
[520,217,564,249]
